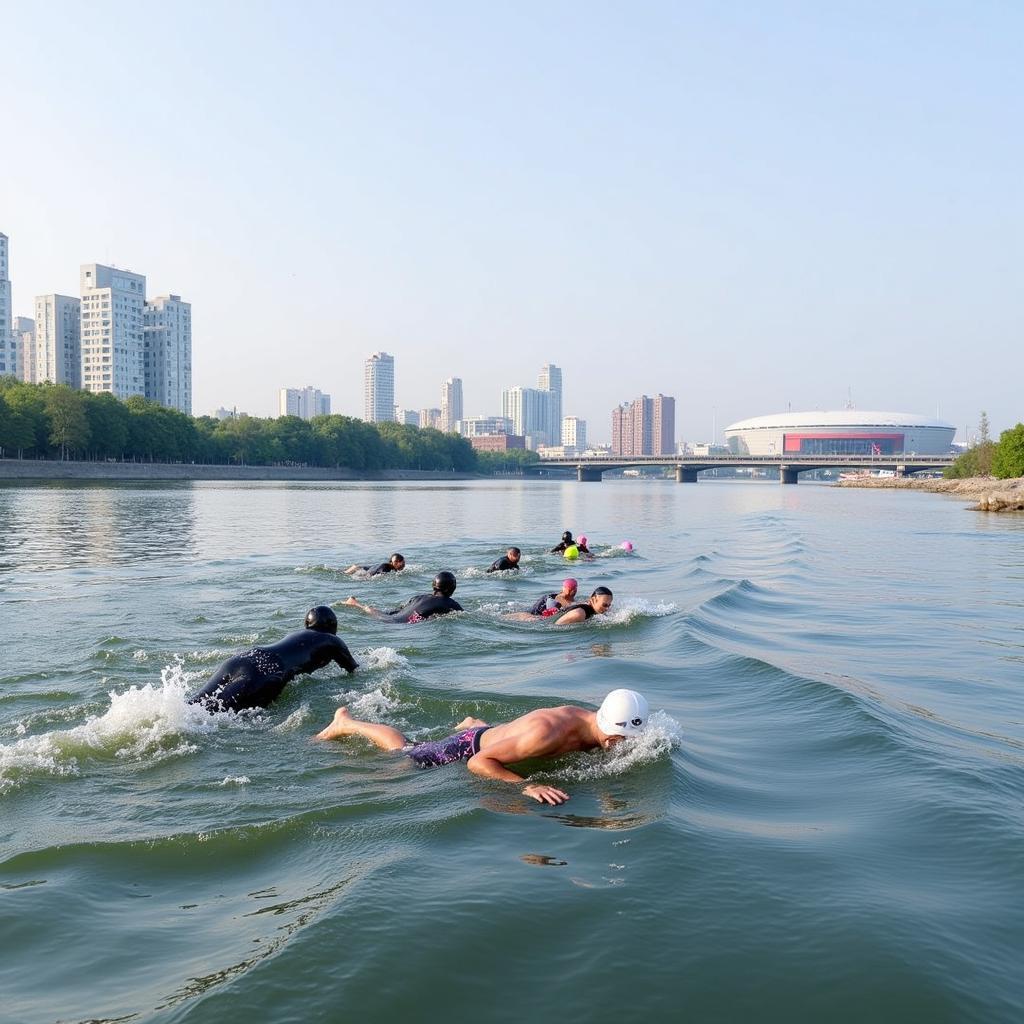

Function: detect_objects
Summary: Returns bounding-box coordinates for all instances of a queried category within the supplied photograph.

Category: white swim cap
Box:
[596,689,649,737]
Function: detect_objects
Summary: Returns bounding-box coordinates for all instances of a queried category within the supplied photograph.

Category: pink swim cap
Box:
[579,536,588,546]
[621,540,633,551]
[563,578,578,592]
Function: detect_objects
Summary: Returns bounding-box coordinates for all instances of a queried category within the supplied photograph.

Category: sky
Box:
[2,0,1021,443]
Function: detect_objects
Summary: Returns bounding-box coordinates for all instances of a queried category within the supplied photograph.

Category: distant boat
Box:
[839,469,895,481]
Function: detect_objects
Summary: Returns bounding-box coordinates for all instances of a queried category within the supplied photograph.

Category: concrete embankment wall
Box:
[0,459,477,483]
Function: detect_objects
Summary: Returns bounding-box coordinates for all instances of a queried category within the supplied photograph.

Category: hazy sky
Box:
[3,1,1020,442]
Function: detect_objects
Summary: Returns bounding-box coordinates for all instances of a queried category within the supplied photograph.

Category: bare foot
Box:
[315,706,355,741]
[454,716,488,729]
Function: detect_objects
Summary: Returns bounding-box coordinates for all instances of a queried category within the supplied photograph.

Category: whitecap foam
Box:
[359,647,409,671]
[0,659,248,795]
[273,705,312,731]
[217,775,251,786]
[601,598,677,624]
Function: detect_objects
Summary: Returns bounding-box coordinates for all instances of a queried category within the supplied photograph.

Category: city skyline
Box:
[2,5,1020,443]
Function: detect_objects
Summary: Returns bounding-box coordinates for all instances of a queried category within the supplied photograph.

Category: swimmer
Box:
[344,552,406,577]
[314,688,650,805]
[343,571,463,623]
[189,606,358,713]
[549,531,576,554]
[504,585,611,625]
[527,577,579,616]
[553,586,613,625]
[486,547,522,573]
[576,535,594,557]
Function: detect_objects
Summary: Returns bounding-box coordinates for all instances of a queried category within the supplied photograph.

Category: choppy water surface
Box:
[1,478,1021,1023]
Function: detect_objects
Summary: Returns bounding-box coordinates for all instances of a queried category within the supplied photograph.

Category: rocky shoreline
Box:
[835,474,1024,512]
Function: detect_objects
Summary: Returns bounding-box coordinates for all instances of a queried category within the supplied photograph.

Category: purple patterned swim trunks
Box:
[406,726,489,768]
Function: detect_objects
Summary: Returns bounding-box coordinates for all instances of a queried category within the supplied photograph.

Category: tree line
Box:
[945,411,1024,479]
[0,378,535,474]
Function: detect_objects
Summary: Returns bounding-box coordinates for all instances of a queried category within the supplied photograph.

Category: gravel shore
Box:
[835,474,1024,511]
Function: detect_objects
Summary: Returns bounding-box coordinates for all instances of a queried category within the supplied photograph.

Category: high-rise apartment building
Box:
[419,407,441,430]
[0,233,12,376]
[80,264,146,399]
[459,416,513,437]
[562,416,587,450]
[502,386,551,447]
[279,386,330,420]
[364,351,395,423]
[611,394,676,456]
[440,376,463,433]
[144,295,192,413]
[395,407,419,426]
[12,316,35,382]
[538,363,562,446]
[35,296,82,387]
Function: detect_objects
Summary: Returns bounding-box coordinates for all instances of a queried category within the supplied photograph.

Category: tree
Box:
[84,392,130,460]
[45,386,91,460]
[992,423,1024,479]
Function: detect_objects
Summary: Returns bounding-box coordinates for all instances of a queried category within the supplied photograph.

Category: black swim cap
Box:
[305,605,338,634]
[592,586,613,598]
[433,571,457,597]
[562,531,573,542]
[391,553,404,563]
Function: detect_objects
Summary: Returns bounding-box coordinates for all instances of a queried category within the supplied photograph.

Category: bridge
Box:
[530,453,957,484]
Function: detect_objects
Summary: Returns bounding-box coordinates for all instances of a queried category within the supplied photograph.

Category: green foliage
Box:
[992,423,1024,479]
[0,381,484,473]
[474,447,541,474]
[944,443,995,479]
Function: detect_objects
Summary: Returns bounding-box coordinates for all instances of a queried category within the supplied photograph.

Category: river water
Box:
[0,478,1021,1023]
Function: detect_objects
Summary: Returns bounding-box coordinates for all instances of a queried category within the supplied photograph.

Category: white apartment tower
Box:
[34,295,82,387]
[538,363,562,446]
[502,386,551,447]
[80,264,146,399]
[440,376,463,433]
[0,233,12,376]
[144,295,192,413]
[12,316,35,382]
[279,386,330,420]
[364,351,395,423]
[562,416,587,450]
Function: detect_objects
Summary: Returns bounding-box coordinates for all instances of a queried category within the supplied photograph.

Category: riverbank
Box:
[0,458,477,483]
[836,474,1024,512]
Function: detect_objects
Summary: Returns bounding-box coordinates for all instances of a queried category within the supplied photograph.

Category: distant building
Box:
[724,411,956,456]
[279,386,330,420]
[419,407,441,430]
[394,407,419,426]
[460,415,513,437]
[33,296,81,387]
[562,416,586,450]
[213,407,236,420]
[0,233,12,375]
[611,394,675,456]
[538,363,562,446]
[502,386,551,445]
[364,351,394,423]
[440,376,463,433]
[80,263,146,399]
[144,295,192,413]
[470,434,526,452]
[11,316,35,382]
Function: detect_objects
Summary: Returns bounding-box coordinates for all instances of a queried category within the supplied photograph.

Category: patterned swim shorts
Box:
[406,726,489,768]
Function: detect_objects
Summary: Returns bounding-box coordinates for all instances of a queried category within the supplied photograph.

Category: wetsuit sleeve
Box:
[486,560,500,573]
[550,543,565,553]
[368,562,391,576]
[333,637,359,672]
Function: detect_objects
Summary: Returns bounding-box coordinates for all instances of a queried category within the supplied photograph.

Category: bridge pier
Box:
[779,466,799,485]
[578,467,603,482]
[675,466,699,483]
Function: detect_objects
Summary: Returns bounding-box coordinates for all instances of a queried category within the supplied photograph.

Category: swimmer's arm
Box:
[466,723,570,804]
[554,608,586,626]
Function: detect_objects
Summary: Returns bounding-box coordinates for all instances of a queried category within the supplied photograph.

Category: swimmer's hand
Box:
[523,784,570,805]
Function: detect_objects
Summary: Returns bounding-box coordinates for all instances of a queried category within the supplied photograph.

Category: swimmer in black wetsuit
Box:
[486,547,521,573]
[189,606,358,713]
[343,571,464,623]
[344,552,406,577]
[550,531,575,554]
[527,577,579,616]
[554,586,613,626]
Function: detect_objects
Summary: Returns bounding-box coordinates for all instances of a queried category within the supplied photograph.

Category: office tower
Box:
[364,351,395,423]
[419,407,441,429]
[502,386,552,446]
[394,407,419,426]
[538,363,562,446]
[144,295,192,413]
[279,386,331,420]
[652,394,675,455]
[0,233,11,376]
[611,403,633,456]
[80,263,146,398]
[459,416,514,437]
[562,416,587,450]
[440,376,463,433]
[12,316,35,382]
